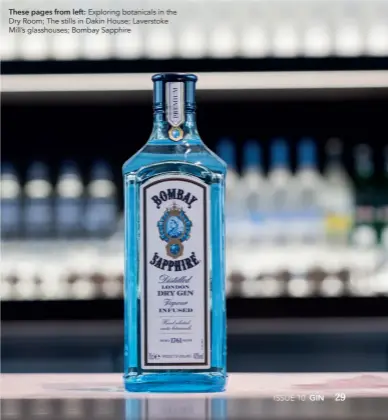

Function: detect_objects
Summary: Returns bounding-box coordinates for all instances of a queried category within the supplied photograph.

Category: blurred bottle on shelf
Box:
[378,145,388,249]
[71,275,96,300]
[216,138,243,244]
[0,163,22,239]
[292,138,325,243]
[54,160,84,238]
[23,162,54,238]
[227,270,246,298]
[19,28,49,61]
[209,25,238,58]
[267,138,293,243]
[303,21,332,57]
[275,269,291,297]
[240,140,269,245]
[145,28,175,59]
[322,138,354,245]
[4,264,20,300]
[335,19,363,57]
[107,213,125,246]
[260,274,283,298]
[351,144,378,248]
[39,262,67,300]
[84,160,118,238]
[240,25,270,58]
[337,267,351,295]
[320,273,345,297]
[287,273,310,298]
[16,263,40,300]
[272,22,300,58]
[99,256,123,299]
[52,32,80,61]
[1,261,13,300]
[366,23,388,56]
[319,252,347,297]
[178,25,206,59]
[306,266,326,297]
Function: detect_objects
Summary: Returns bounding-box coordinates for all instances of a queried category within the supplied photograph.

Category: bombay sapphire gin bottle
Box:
[122,73,227,392]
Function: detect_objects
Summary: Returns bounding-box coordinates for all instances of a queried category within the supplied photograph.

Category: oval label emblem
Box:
[157,202,192,259]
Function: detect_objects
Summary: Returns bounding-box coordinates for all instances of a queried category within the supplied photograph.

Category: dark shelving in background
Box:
[2,98,388,189]
[1,297,387,322]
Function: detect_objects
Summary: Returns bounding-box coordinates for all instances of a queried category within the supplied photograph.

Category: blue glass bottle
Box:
[0,162,22,239]
[55,160,84,238]
[84,160,118,238]
[294,138,325,243]
[123,73,227,392]
[267,139,293,243]
[241,140,269,243]
[23,161,54,238]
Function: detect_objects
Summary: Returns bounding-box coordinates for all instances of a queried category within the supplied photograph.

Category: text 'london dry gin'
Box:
[122,73,227,392]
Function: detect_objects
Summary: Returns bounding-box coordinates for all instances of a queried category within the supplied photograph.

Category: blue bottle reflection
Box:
[125,397,227,419]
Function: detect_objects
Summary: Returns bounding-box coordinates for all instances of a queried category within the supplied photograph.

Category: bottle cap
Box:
[152,73,198,118]
[59,160,80,176]
[298,137,317,167]
[26,162,49,180]
[243,140,262,169]
[216,138,236,169]
[90,160,113,180]
[1,162,17,176]
[354,144,373,176]
[355,144,372,156]
[271,138,289,168]
[152,73,198,83]
[326,138,343,157]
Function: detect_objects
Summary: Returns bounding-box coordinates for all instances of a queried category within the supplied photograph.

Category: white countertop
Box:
[2,373,388,399]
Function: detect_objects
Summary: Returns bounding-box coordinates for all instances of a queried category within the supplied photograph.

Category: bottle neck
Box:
[355,154,373,179]
[148,79,200,144]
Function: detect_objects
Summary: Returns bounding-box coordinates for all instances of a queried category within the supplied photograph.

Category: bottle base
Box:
[124,372,227,393]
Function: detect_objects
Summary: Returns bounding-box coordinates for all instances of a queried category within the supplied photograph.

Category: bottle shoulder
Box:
[122,142,227,176]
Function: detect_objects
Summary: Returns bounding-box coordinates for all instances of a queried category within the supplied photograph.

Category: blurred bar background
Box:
[1,0,388,374]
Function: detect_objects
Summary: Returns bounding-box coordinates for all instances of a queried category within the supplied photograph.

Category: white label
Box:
[140,174,210,370]
[166,82,185,127]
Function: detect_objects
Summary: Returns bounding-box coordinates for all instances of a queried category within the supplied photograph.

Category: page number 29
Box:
[335,393,346,402]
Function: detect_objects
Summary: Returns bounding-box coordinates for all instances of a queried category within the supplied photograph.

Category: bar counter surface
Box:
[2,373,388,419]
[2,372,388,399]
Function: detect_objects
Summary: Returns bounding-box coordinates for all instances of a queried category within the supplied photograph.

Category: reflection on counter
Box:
[2,396,388,420]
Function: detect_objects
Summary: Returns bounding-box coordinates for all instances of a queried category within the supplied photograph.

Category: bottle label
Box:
[140,174,210,370]
[166,82,185,141]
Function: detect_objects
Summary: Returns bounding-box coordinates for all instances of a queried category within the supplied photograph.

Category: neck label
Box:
[166,82,185,127]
